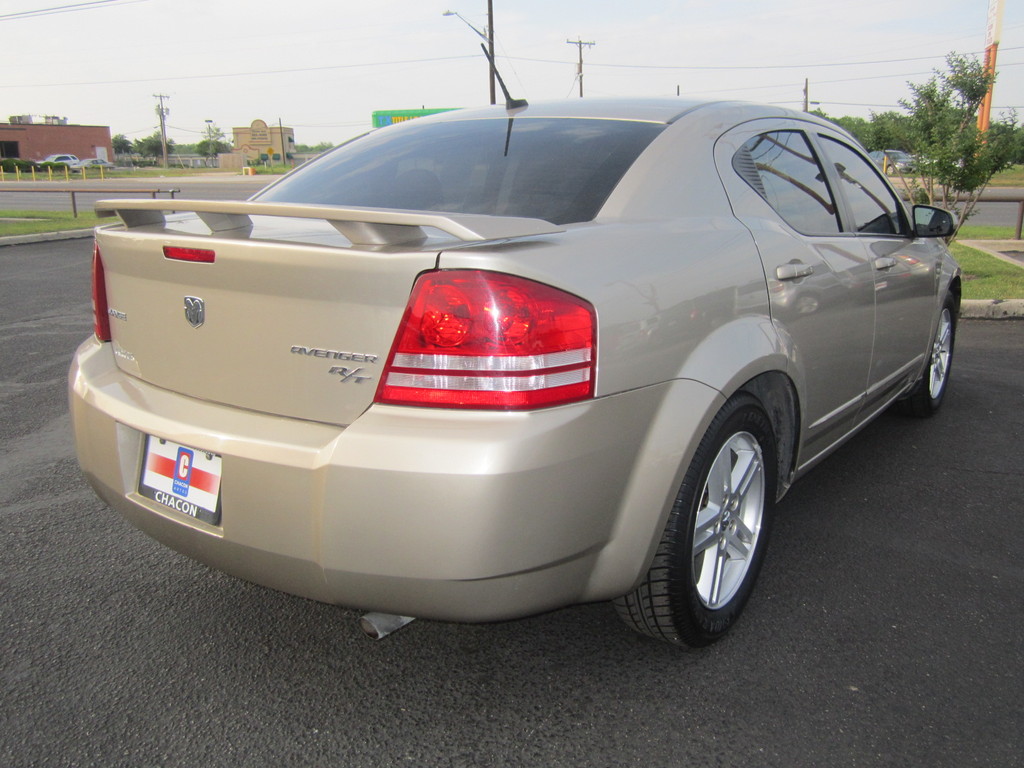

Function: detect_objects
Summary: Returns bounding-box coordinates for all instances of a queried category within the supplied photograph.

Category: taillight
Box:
[376,270,596,410]
[91,241,111,342]
[163,245,215,263]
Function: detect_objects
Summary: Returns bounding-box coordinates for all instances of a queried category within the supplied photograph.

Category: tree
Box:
[295,141,334,154]
[134,132,173,158]
[196,122,231,159]
[865,111,910,153]
[820,113,874,149]
[900,53,1017,228]
[112,133,132,154]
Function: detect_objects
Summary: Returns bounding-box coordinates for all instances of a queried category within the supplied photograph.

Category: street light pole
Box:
[444,6,496,105]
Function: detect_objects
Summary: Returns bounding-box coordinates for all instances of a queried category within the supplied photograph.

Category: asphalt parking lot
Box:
[1,238,1022,767]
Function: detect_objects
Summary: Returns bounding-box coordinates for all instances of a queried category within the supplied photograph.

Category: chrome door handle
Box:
[776,262,814,280]
[873,256,898,270]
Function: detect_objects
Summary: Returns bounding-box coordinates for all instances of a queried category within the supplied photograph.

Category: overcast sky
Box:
[3,0,1021,147]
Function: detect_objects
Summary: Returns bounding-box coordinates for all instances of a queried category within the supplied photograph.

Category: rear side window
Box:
[732,131,840,235]
[818,137,906,236]
[257,117,665,225]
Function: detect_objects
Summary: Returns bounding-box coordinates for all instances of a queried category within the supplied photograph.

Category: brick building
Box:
[0,116,113,162]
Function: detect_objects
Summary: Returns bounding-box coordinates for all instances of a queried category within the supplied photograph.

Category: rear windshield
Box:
[256,117,665,225]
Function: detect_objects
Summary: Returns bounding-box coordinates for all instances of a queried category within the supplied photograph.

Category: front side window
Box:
[257,117,665,226]
[732,131,840,235]
[819,137,905,236]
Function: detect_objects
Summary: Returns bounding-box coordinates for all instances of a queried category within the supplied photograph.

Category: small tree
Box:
[134,132,173,159]
[900,53,1017,228]
[865,111,910,153]
[196,122,231,159]
[818,113,874,149]
[295,141,335,154]
[112,133,132,155]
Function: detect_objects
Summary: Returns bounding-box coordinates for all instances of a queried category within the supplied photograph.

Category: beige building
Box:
[232,119,295,162]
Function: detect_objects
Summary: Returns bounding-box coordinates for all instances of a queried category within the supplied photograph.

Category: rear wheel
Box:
[614,394,777,647]
[896,294,956,417]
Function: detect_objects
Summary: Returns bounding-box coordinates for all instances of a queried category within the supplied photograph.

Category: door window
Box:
[819,137,906,236]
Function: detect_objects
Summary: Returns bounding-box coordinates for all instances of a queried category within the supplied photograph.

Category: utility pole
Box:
[153,93,169,168]
[803,78,809,112]
[566,38,595,98]
[443,5,496,106]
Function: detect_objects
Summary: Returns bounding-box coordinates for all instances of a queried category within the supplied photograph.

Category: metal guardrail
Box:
[0,187,179,217]
[967,191,1024,239]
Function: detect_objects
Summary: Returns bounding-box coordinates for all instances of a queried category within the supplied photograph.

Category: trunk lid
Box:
[94,199,561,426]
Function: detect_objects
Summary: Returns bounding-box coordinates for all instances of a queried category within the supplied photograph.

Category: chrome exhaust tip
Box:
[359,612,416,640]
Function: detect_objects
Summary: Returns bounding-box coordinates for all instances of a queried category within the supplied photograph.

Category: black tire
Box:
[614,393,777,647]
[895,294,957,418]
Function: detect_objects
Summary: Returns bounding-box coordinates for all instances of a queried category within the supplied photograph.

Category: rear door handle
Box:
[873,256,898,270]
[776,262,814,280]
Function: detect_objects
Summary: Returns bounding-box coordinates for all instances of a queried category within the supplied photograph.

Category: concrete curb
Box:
[2,229,1022,320]
[960,299,1024,319]
[0,229,93,247]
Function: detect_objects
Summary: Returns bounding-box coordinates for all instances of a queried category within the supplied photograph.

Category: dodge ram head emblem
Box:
[183,296,205,328]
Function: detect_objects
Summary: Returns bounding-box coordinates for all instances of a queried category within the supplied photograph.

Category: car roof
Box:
[418,97,820,127]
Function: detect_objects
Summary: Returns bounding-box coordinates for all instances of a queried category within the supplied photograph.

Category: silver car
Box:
[70,99,959,646]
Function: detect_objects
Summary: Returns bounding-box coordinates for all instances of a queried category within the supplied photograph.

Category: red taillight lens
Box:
[91,241,111,342]
[163,246,215,263]
[376,270,596,410]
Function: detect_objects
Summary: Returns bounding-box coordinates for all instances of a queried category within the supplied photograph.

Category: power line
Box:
[0,0,147,21]
[0,54,477,88]
[507,46,1024,72]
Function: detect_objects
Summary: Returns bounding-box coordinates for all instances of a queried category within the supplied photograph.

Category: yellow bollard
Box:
[100,166,105,180]
[82,167,88,181]
[16,166,21,181]
[32,167,37,181]
[64,166,69,181]
[48,166,53,181]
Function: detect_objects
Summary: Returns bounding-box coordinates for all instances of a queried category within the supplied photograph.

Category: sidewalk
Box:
[2,229,1021,318]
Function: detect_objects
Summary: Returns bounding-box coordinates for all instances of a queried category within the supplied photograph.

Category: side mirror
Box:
[913,205,955,238]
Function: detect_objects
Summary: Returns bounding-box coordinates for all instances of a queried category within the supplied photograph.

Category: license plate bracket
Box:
[138,435,223,526]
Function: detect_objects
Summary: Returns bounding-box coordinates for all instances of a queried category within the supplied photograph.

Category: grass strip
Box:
[951,242,1024,300]
[0,209,100,236]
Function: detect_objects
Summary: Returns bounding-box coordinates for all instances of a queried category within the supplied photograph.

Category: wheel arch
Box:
[737,371,800,500]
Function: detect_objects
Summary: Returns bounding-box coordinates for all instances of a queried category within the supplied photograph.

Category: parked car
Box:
[70,99,959,647]
[72,158,116,171]
[42,153,79,166]
[869,149,915,174]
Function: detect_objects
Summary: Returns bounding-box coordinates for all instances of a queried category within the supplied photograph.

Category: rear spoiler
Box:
[95,199,563,247]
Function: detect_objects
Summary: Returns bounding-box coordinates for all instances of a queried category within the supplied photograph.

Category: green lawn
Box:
[951,242,1024,300]
[989,165,1024,187]
[0,209,100,236]
[956,224,1015,239]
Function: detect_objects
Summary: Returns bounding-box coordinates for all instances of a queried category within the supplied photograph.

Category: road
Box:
[2,239,1022,767]
[0,177,1023,229]
[0,176,274,212]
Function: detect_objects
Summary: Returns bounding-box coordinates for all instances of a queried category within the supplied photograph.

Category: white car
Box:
[72,158,116,171]
[42,154,79,165]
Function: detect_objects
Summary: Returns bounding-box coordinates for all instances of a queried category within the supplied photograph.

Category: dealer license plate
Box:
[138,436,223,525]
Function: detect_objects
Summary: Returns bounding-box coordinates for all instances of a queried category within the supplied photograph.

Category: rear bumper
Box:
[69,337,721,621]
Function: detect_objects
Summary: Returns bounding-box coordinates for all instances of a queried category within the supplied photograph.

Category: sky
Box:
[3,0,1022,148]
